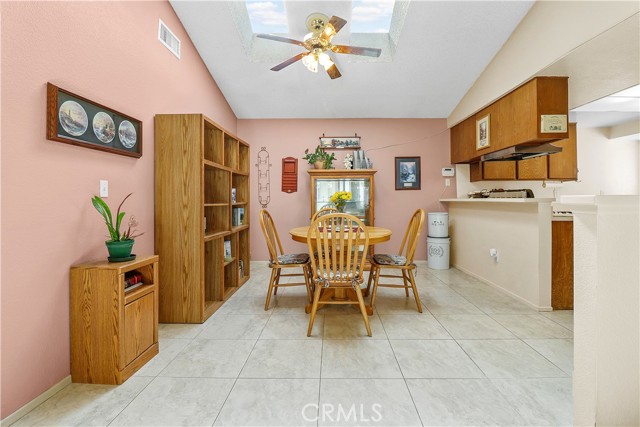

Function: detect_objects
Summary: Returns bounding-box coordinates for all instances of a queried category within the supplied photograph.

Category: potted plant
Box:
[91,193,143,261]
[303,145,336,169]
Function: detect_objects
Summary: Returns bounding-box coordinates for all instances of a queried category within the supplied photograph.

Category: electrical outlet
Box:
[99,180,108,197]
[445,178,451,187]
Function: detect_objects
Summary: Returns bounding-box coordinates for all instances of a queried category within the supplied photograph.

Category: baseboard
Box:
[452,264,551,312]
[1,376,71,426]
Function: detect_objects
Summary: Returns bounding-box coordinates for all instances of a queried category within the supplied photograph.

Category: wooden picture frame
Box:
[476,114,490,150]
[395,157,421,190]
[319,136,361,150]
[47,83,142,158]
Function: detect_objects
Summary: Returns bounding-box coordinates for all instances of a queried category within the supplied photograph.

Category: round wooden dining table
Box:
[289,226,392,245]
[289,225,392,315]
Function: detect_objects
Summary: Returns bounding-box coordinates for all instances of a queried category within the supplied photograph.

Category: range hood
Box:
[481,143,562,162]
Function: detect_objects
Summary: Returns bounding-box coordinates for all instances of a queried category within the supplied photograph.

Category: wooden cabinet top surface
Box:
[71,255,158,272]
[308,169,377,176]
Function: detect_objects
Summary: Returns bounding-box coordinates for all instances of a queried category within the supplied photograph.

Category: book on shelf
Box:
[224,240,232,261]
[124,271,143,290]
[232,207,245,227]
[238,260,244,278]
[231,188,237,204]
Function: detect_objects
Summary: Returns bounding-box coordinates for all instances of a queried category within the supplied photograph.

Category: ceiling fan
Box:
[257,13,382,79]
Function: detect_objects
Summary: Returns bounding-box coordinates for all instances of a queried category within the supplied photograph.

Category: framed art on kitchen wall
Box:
[46,83,142,158]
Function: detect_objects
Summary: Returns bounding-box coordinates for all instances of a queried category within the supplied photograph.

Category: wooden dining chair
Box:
[259,209,312,310]
[311,206,338,222]
[307,213,371,336]
[366,209,425,313]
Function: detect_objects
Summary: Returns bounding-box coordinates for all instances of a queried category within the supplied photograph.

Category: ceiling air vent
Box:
[158,19,180,59]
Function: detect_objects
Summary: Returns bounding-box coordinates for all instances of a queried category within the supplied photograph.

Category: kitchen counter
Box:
[552,216,574,222]
[441,198,555,204]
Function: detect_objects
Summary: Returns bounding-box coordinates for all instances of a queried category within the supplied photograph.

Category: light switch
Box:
[445,179,451,187]
[100,180,108,197]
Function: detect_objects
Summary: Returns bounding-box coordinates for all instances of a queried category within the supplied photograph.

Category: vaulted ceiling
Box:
[170,1,534,119]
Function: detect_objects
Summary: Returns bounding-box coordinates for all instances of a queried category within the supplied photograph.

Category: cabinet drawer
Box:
[124,292,155,366]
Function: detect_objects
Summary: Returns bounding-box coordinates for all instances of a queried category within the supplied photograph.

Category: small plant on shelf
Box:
[91,193,144,261]
[303,145,335,169]
[330,191,352,212]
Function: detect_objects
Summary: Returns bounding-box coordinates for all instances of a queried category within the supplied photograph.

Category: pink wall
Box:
[0,1,236,418]
[237,119,456,261]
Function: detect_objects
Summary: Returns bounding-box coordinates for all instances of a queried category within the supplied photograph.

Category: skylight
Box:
[351,0,396,33]
[246,0,288,34]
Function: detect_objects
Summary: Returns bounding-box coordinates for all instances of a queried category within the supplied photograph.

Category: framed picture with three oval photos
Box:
[46,83,142,158]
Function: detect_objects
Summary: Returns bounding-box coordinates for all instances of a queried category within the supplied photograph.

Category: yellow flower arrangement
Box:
[330,191,352,212]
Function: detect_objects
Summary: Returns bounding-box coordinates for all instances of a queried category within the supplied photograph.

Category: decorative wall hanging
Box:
[395,157,421,190]
[281,157,298,193]
[256,147,271,208]
[319,134,361,149]
[540,114,568,133]
[46,83,142,158]
[476,114,490,150]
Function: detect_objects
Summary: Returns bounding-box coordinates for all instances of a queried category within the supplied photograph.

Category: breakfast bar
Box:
[440,198,554,310]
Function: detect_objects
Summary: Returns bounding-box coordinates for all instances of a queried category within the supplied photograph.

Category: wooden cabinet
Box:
[155,114,250,323]
[547,123,578,180]
[70,255,159,384]
[451,77,569,164]
[517,123,578,180]
[552,221,574,309]
[470,162,516,182]
[308,169,376,225]
[469,123,577,182]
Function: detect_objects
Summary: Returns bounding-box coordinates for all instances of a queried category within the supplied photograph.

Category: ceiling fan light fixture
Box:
[318,52,333,70]
[302,54,318,73]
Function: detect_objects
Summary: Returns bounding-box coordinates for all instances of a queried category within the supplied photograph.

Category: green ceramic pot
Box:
[105,239,134,258]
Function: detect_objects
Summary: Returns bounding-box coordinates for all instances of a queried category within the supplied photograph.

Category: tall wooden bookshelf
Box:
[155,114,250,323]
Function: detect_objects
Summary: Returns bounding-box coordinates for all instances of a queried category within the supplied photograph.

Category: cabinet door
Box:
[124,293,155,366]
[313,177,372,225]
[552,221,574,309]
[483,162,516,180]
[517,156,548,180]
[548,123,577,180]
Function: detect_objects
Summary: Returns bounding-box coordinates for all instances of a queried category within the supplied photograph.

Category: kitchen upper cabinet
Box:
[450,76,569,164]
[470,161,516,182]
[450,116,476,164]
[516,123,577,181]
[517,156,548,180]
[548,123,577,180]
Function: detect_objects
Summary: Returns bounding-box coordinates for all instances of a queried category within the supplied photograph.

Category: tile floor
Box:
[13,262,573,426]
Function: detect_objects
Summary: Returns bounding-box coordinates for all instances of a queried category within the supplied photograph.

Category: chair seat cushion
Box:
[315,269,363,285]
[277,253,310,265]
[372,254,407,266]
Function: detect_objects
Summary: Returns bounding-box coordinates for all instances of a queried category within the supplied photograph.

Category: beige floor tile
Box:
[324,314,386,339]
[391,340,483,378]
[322,340,402,379]
[214,379,319,426]
[435,314,516,339]
[380,314,452,339]
[240,340,322,378]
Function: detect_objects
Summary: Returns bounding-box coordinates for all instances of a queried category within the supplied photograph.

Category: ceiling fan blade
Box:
[271,52,309,71]
[321,15,347,40]
[332,45,382,58]
[326,63,342,80]
[257,34,306,48]
[328,16,347,34]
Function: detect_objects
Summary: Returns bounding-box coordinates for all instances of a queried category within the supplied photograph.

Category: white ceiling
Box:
[169,1,534,119]
[570,84,640,130]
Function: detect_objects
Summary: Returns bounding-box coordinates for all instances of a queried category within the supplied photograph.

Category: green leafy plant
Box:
[303,145,335,169]
[91,193,144,242]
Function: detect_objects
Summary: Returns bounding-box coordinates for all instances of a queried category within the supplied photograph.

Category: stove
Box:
[487,189,535,198]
